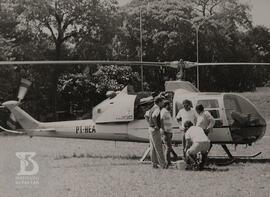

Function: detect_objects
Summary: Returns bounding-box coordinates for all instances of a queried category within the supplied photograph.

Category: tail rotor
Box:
[17,78,32,102]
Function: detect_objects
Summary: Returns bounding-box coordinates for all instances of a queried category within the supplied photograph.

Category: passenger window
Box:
[196,99,220,118]
[197,99,223,127]
[197,100,219,108]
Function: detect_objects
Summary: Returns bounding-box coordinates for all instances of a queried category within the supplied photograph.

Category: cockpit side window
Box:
[224,96,240,125]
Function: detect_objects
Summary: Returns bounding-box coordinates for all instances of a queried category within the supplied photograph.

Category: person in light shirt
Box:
[176,99,197,155]
[160,100,178,167]
[183,121,210,168]
[176,99,197,130]
[195,104,215,135]
[145,97,166,169]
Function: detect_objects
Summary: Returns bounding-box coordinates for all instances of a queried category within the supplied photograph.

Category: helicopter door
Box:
[196,98,232,142]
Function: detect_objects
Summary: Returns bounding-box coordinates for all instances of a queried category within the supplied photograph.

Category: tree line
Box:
[0,0,270,121]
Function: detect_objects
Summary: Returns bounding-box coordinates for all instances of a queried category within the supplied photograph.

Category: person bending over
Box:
[183,121,210,170]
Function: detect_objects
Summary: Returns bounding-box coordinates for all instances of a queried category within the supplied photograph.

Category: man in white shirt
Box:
[146,97,166,169]
[183,121,210,169]
[195,104,215,135]
[160,100,178,167]
[176,99,197,130]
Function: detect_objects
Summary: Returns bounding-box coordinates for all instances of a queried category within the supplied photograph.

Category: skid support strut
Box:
[221,145,234,159]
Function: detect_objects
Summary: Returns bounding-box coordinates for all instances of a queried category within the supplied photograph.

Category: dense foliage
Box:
[0,0,270,120]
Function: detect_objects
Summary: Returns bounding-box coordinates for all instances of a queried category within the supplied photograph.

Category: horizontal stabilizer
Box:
[0,125,24,134]
[28,128,56,132]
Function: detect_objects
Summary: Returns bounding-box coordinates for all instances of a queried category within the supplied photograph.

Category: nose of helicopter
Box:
[229,111,266,144]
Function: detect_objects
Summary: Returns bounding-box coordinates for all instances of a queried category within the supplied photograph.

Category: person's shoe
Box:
[165,162,171,169]
[172,155,178,161]
[185,164,193,170]
[152,164,158,169]
[197,152,202,164]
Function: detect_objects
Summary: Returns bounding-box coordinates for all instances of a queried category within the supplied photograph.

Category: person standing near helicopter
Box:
[176,99,197,130]
[147,97,166,169]
[160,100,178,168]
[195,104,215,135]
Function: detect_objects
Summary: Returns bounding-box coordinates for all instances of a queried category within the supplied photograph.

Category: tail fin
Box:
[2,101,40,129]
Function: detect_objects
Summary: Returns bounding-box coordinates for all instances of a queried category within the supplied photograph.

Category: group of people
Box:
[145,97,215,170]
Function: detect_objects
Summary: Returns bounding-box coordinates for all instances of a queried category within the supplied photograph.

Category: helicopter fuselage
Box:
[4,82,266,146]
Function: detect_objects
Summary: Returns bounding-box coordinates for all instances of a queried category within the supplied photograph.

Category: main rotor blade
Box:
[0,60,168,67]
[196,62,270,66]
[1,60,270,68]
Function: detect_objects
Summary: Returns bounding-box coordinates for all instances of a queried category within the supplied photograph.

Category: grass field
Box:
[0,91,270,197]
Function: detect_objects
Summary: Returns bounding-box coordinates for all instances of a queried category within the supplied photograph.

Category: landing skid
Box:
[212,145,262,166]
[221,145,262,159]
[234,152,262,159]
[209,152,262,159]
[139,144,262,165]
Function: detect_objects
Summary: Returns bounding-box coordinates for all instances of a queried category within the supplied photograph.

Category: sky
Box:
[247,0,270,28]
[118,0,270,28]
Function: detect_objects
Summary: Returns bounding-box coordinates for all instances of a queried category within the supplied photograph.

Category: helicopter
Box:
[0,60,269,161]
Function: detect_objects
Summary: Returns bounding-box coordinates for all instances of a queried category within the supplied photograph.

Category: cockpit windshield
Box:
[224,94,265,127]
[223,94,266,142]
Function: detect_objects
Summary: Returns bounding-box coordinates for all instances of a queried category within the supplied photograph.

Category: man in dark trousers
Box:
[147,97,166,169]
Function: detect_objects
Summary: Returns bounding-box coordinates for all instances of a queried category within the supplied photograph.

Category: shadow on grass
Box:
[234,158,270,163]
[202,167,230,172]
[55,153,141,160]
[208,158,270,164]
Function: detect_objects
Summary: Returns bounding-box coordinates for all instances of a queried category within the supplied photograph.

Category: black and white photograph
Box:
[0,0,270,196]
